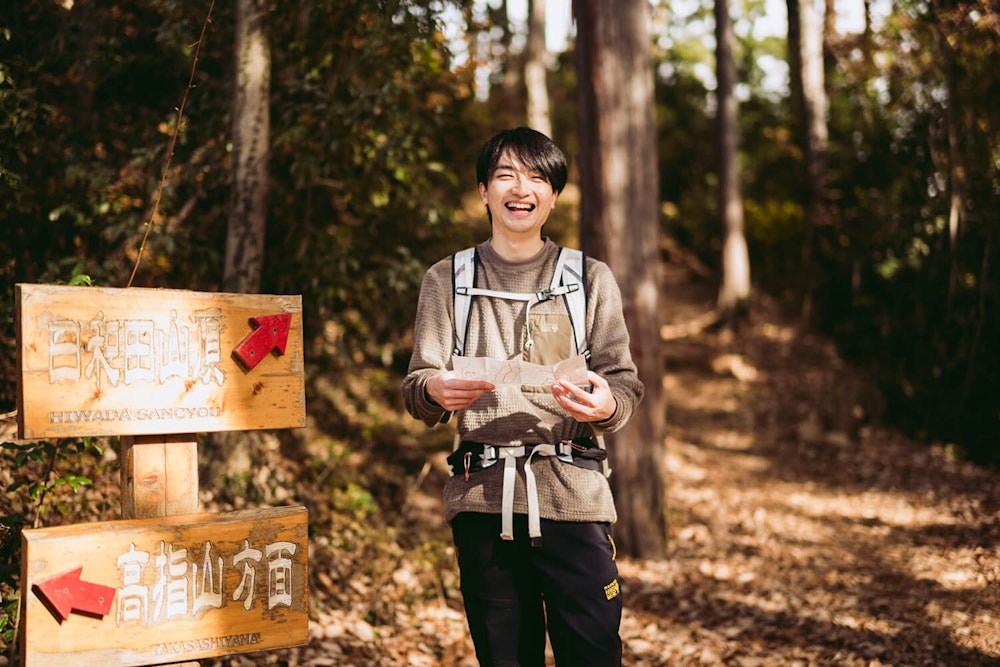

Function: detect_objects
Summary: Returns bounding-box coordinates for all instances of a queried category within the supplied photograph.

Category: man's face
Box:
[479,152,559,237]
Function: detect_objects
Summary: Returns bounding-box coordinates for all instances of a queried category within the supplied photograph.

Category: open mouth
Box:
[505,202,535,213]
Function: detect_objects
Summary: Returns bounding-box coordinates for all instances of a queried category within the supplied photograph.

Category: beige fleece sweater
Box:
[402,239,644,523]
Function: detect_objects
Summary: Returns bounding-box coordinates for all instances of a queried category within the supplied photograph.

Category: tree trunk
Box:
[931,3,966,305]
[863,0,873,64]
[714,0,751,320]
[573,0,667,558]
[208,0,272,496]
[823,0,837,73]
[224,0,270,294]
[73,0,98,134]
[798,0,829,321]
[786,0,804,135]
[489,0,513,53]
[525,0,552,137]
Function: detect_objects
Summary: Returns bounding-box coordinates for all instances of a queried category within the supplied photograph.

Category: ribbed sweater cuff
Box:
[417,380,448,426]
[592,392,625,433]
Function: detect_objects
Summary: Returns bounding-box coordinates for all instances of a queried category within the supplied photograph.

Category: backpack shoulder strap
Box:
[552,248,589,360]
[452,247,477,357]
[554,248,610,476]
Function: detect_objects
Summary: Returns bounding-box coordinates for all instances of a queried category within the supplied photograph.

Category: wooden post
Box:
[121,434,201,667]
[121,434,200,519]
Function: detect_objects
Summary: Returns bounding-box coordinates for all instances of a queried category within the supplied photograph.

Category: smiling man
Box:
[402,127,644,667]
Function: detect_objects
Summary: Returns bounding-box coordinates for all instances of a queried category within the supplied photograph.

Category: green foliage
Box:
[1,437,102,517]
[333,483,379,521]
[0,510,25,659]
[649,0,1000,463]
[0,436,108,662]
[744,197,804,294]
[0,580,18,661]
[655,63,716,255]
[805,1,1000,464]
[0,0,476,405]
[263,0,477,365]
[67,272,94,287]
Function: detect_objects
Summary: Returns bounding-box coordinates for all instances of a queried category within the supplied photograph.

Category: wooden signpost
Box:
[15,284,310,667]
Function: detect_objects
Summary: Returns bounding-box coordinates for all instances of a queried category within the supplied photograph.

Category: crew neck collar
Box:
[480,237,555,268]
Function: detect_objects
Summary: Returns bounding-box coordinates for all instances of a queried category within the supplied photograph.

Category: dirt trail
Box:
[616,263,1000,666]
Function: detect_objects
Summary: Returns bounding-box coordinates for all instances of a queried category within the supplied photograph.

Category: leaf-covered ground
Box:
[217,261,1000,667]
[4,260,999,666]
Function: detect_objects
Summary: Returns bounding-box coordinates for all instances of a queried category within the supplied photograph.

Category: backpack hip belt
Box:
[447,440,607,543]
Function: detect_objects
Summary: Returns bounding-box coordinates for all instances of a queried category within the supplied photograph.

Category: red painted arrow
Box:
[33,567,116,622]
[232,313,293,370]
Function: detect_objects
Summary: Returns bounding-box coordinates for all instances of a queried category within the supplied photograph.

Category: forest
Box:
[1,0,998,665]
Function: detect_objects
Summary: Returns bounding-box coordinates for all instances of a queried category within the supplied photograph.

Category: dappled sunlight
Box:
[759,321,797,343]
[784,489,947,529]
[637,271,1000,665]
[664,373,748,414]
[697,428,757,452]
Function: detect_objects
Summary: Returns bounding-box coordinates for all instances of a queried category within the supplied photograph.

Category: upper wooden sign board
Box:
[16,284,306,439]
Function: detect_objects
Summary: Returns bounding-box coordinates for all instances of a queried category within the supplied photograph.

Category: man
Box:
[402,127,643,667]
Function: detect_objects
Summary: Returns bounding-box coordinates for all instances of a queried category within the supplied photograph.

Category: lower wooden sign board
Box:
[21,506,309,667]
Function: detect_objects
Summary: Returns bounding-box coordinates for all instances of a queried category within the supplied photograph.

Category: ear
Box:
[479,182,488,206]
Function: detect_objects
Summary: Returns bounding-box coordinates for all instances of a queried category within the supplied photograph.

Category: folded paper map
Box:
[452,354,589,388]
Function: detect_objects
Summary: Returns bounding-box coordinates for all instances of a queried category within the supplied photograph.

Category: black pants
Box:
[451,512,623,667]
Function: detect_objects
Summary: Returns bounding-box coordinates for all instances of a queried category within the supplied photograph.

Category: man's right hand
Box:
[425,371,496,411]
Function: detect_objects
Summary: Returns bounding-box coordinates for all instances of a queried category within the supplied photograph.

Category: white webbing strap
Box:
[452,248,476,356]
[498,444,566,541]
[500,450,519,540]
[524,445,558,539]
[553,248,588,357]
[457,284,579,351]
[452,246,583,355]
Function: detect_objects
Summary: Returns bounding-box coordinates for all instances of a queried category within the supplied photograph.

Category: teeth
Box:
[507,202,534,211]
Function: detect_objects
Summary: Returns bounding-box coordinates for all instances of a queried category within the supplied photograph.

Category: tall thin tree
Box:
[930,0,967,305]
[796,0,829,320]
[714,0,751,320]
[224,0,271,294]
[525,0,552,137]
[573,0,667,558]
[210,0,272,494]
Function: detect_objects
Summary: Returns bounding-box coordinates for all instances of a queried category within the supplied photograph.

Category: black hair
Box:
[476,127,568,194]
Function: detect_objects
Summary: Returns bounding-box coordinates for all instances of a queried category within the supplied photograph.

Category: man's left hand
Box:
[551,371,616,422]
